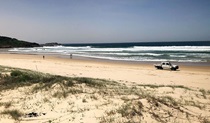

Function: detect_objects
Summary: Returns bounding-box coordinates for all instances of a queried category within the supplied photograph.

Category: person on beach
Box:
[70,54,73,59]
[43,55,45,59]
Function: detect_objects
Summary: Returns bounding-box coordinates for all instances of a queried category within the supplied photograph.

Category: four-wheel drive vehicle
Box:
[154,62,179,71]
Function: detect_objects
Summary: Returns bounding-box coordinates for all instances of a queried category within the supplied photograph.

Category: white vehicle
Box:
[154,62,179,71]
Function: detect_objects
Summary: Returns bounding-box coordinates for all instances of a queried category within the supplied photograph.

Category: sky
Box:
[0,0,210,44]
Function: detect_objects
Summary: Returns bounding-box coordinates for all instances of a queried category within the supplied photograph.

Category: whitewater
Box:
[9,44,210,63]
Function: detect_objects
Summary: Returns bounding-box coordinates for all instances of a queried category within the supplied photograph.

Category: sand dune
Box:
[0,53,210,123]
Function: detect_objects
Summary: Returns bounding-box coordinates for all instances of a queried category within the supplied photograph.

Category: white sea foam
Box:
[169,55,187,58]
[133,46,210,51]
[8,45,210,62]
[13,46,209,52]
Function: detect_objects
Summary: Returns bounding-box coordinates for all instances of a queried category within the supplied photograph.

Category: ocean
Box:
[9,41,210,63]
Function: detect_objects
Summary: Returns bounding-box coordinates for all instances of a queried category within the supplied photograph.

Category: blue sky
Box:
[0,0,210,43]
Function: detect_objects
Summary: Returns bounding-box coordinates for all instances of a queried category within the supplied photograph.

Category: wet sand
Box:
[0,53,209,90]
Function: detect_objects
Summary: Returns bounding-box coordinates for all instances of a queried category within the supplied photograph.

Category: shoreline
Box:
[1,52,210,73]
[2,50,210,67]
[0,53,210,90]
[1,46,210,67]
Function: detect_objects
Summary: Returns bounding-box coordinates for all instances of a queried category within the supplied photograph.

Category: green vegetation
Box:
[0,36,40,48]
[203,118,210,123]
[1,109,23,121]
[116,101,143,118]
[0,65,209,122]
[75,77,107,87]
[0,102,12,108]
[200,89,207,99]
[52,91,68,98]
[0,66,115,93]
[0,69,73,91]
[155,96,178,106]
[137,84,191,90]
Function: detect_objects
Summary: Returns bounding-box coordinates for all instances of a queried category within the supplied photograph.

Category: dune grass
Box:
[0,67,112,92]
[137,84,191,90]
[0,65,209,122]
[1,109,23,121]
[0,102,12,108]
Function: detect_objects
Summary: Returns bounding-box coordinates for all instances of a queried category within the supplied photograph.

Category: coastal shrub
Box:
[207,90,210,95]
[82,98,87,103]
[114,101,143,123]
[67,88,83,94]
[42,75,74,87]
[1,109,23,121]
[64,80,74,87]
[52,91,68,98]
[4,102,12,108]
[200,89,207,99]
[10,70,22,77]
[137,84,190,90]
[42,75,63,83]
[0,66,115,92]
[0,69,76,91]
[0,102,12,108]
[75,77,106,87]
[159,96,178,106]
[184,100,203,109]
[148,95,179,107]
[31,77,74,93]
[0,65,13,72]
[202,118,210,123]
[10,70,42,83]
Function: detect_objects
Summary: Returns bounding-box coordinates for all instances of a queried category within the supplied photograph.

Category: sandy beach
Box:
[0,53,210,123]
[0,53,210,90]
[1,0,210,122]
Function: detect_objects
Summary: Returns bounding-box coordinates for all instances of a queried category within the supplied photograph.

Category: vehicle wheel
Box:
[171,68,176,71]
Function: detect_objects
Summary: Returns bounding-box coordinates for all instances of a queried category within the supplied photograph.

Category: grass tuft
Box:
[1,109,23,121]
[200,89,207,99]
[117,101,143,118]
[0,102,12,108]
[75,77,106,88]
[138,84,191,90]
[52,91,68,99]
[202,118,210,123]
[0,69,75,92]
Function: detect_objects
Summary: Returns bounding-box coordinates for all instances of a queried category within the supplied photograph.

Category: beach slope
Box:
[0,54,210,122]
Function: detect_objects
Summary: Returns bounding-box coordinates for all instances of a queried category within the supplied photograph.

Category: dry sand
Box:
[0,53,210,123]
[0,53,209,90]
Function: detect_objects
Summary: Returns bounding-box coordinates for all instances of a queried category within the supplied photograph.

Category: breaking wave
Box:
[9,45,210,62]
